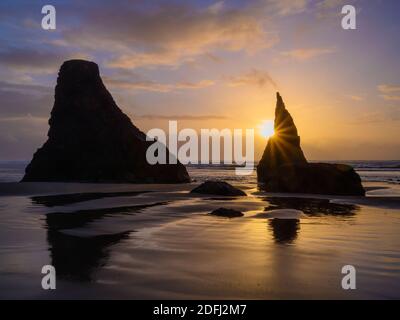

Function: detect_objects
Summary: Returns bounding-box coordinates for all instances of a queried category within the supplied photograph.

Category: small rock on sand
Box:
[190,180,246,196]
[209,208,244,218]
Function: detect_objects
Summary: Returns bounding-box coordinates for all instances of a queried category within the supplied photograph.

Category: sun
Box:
[258,120,275,138]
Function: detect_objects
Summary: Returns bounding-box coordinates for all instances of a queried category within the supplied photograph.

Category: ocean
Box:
[0,160,400,299]
[188,160,400,186]
[4,160,399,184]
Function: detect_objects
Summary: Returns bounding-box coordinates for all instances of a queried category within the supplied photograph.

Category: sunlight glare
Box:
[259,120,274,138]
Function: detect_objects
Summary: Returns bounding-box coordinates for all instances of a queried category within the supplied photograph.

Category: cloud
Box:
[137,114,227,121]
[0,115,48,160]
[0,115,47,123]
[266,0,309,16]
[0,81,50,95]
[316,0,347,10]
[175,80,215,90]
[315,0,353,19]
[207,1,225,15]
[104,77,215,93]
[281,47,336,60]
[348,95,364,102]
[0,47,91,74]
[378,84,400,93]
[60,2,277,69]
[225,69,277,88]
[351,109,400,124]
[378,84,400,101]
[0,81,52,117]
[0,47,65,71]
[381,95,400,101]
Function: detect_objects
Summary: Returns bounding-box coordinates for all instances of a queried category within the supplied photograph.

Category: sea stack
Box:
[257,93,365,196]
[22,60,190,183]
[257,92,307,175]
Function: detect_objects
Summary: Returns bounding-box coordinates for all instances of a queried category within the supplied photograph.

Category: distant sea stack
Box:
[257,93,365,196]
[22,60,190,183]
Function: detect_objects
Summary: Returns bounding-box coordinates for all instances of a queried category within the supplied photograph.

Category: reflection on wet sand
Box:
[269,219,300,244]
[45,202,166,230]
[32,191,148,207]
[264,197,358,216]
[44,201,165,281]
[47,229,131,281]
[263,197,359,245]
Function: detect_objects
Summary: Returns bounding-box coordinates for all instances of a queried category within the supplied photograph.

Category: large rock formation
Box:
[22,60,190,183]
[257,93,365,196]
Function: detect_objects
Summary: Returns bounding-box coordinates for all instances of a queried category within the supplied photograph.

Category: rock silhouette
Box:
[22,60,190,183]
[190,180,246,196]
[209,208,244,218]
[257,92,307,175]
[257,93,365,196]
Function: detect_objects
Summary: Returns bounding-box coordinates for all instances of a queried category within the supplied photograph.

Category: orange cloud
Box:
[281,47,337,60]
[225,69,277,88]
[378,84,400,101]
[104,77,214,93]
[267,0,309,16]
[61,3,278,69]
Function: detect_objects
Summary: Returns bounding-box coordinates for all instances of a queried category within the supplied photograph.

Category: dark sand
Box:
[0,181,399,299]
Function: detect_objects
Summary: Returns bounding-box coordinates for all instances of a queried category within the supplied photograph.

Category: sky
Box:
[0,0,399,161]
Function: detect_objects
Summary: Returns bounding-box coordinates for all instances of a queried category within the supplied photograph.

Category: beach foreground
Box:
[1,166,400,299]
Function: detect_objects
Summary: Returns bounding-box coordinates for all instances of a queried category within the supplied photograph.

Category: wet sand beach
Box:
[1,169,400,299]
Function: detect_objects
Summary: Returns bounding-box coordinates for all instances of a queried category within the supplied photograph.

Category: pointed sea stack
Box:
[22,60,190,183]
[257,92,307,177]
[257,93,365,196]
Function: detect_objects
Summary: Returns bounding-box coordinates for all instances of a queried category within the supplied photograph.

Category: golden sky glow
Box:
[0,1,399,160]
[258,120,275,139]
